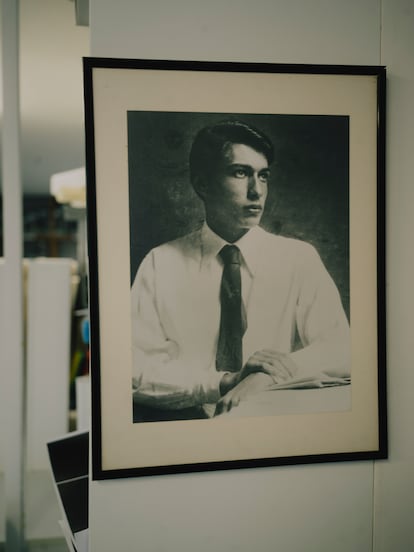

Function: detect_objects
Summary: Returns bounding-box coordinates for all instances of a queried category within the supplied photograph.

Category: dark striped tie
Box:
[216,245,247,373]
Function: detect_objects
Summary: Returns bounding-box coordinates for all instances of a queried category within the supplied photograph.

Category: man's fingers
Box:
[214,398,230,416]
[245,350,293,379]
[214,402,223,416]
[241,359,263,376]
[244,358,290,382]
[256,350,295,377]
[214,394,240,416]
[259,362,290,382]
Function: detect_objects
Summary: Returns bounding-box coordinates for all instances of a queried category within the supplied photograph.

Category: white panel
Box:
[0,263,4,468]
[373,1,414,550]
[26,259,74,470]
[89,2,381,552]
[75,375,91,431]
[0,260,5,544]
[1,1,25,549]
[0,475,4,544]
[90,0,380,65]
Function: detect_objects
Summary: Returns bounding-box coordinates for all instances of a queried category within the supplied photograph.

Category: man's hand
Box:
[217,349,298,414]
[219,349,297,396]
[215,372,274,415]
[219,371,240,396]
[240,349,297,382]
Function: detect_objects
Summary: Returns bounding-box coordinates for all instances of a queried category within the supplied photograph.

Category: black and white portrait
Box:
[85,60,384,476]
[128,112,351,423]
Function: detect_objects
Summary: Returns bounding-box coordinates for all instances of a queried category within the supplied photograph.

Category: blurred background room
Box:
[1,1,89,550]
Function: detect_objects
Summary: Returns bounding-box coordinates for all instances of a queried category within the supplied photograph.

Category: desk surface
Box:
[223,385,351,418]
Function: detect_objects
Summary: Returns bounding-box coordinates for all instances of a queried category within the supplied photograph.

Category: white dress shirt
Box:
[131,224,350,409]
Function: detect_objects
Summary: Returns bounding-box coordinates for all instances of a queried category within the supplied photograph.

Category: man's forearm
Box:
[133,360,223,409]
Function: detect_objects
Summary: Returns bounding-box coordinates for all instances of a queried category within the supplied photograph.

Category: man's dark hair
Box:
[189,120,274,185]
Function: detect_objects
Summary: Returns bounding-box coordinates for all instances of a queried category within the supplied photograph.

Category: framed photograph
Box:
[84,58,386,479]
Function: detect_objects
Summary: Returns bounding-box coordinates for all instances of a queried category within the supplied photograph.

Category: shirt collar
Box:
[200,222,264,276]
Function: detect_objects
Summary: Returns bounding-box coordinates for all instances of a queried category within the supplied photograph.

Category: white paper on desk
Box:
[269,373,351,390]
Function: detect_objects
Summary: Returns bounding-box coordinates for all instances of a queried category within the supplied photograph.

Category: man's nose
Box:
[247,174,263,198]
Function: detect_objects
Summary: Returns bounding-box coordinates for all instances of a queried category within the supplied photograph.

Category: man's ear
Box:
[192,175,209,200]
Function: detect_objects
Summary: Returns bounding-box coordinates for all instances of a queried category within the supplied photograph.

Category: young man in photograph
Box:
[131,120,350,420]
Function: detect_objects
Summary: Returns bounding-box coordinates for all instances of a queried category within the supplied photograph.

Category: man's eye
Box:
[234,168,247,178]
[258,172,270,182]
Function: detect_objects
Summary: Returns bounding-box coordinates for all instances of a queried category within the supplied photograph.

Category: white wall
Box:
[0,261,5,543]
[372,1,414,550]
[88,1,414,550]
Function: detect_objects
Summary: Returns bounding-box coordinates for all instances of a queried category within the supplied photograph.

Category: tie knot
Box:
[219,245,242,265]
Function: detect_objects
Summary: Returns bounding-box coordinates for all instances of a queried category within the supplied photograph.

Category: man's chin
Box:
[234,221,260,236]
[241,216,262,228]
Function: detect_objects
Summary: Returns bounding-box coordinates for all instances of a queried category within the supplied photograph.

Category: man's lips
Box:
[244,204,263,214]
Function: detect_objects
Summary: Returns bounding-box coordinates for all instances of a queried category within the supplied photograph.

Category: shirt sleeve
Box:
[131,251,222,409]
[289,244,351,379]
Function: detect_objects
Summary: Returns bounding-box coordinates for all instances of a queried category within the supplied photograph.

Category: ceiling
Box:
[1,0,90,195]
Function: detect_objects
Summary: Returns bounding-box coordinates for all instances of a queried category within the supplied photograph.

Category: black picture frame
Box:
[83,58,387,480]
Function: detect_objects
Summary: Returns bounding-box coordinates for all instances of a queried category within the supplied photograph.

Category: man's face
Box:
[203,143,270,242]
